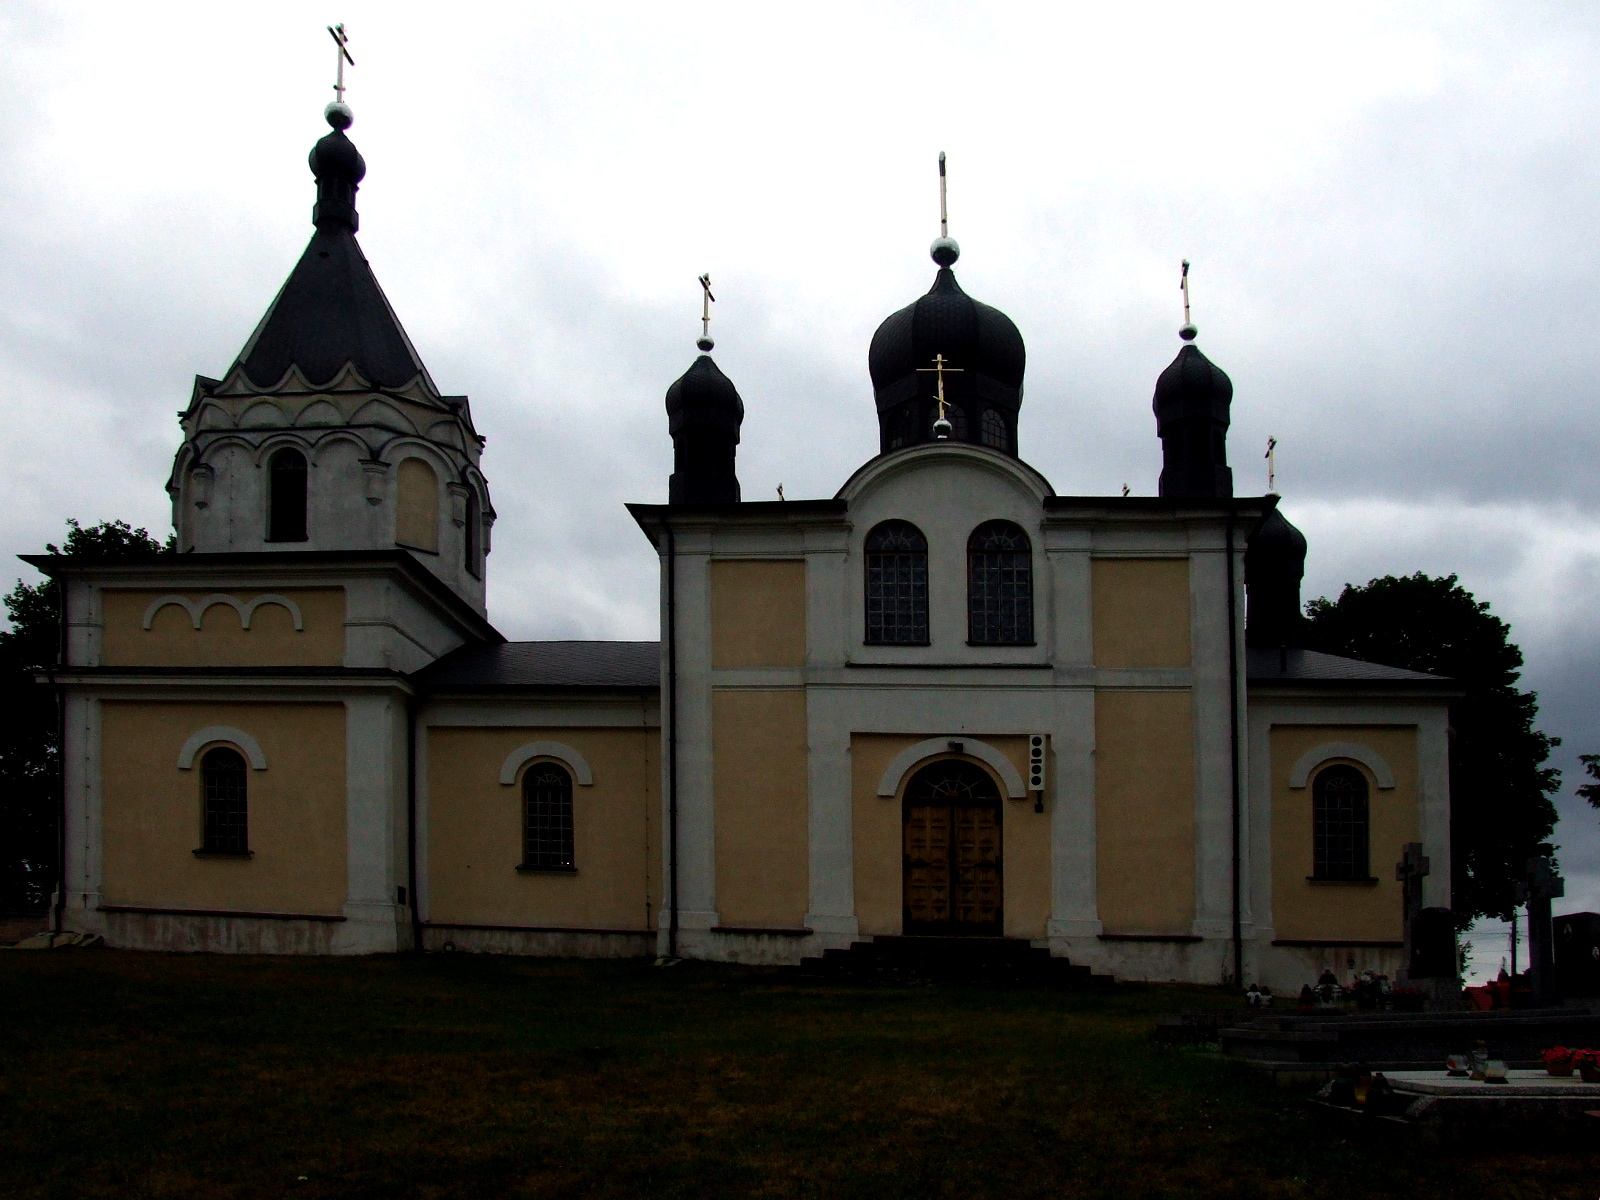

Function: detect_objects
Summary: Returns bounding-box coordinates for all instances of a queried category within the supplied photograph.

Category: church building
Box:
[33,99,1455,989]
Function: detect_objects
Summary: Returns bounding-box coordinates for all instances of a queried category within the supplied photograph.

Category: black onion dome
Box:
[869,268,1025,414]
[1245,504,1309,648]
[665,355,744,439]
[1153,343,1233,429]
[309,129,367,186]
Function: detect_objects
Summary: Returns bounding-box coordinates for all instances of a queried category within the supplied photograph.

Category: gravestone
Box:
[1555,912,1600,998]
[1395,842,1430,983]
[1520,846,1564,1006]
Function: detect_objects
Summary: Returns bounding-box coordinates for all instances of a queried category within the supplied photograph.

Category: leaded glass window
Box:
[980,408,1008,451]
[1313,764,1370,880]
[523,763,575,870]
[967,520,1032,644]
[865,520,929,645]
[201,747,249,854]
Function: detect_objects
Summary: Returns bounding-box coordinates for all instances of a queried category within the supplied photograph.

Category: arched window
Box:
[980,408,1009,452]
[1313,764,1370,880]
[968,520,1033,645]
[464,488,482,578]
[865,520,929,645]
[200,746,249,854]
[266,448,308,542]
[396,458,440,552]
[522,762,575,870]
[931,404,968,440]
[888,404,918,451]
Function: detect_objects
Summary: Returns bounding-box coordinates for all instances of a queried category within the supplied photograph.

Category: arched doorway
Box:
[902,759,1002,935]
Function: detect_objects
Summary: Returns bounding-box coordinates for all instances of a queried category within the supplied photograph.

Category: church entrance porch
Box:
[902,760,1002,936]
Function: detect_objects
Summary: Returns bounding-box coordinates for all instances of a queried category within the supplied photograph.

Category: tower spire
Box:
[697,273,715,352]
[1179,258,1197,341]
[931,152,959,268]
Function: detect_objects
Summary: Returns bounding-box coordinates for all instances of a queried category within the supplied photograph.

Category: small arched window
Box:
[200,746,249,854]
[888,404,918,451]
[865,520,929,645]
[1312,764,1370,880]
[464,488,482,578]
[396,458,440,553]
[266,448,308,543]
[980,408,1009,452]
[968,520,1033,645]
[522,763,575,870]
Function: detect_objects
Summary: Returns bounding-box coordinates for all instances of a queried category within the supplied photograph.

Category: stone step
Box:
[792,934,1113,988]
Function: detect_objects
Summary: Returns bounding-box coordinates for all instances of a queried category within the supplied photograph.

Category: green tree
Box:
[0,519,169,914]
[1303,572,1560,926]
[1578,755,1600,810]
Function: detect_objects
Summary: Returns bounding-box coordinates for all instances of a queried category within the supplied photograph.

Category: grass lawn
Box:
[0,950,1593,1199]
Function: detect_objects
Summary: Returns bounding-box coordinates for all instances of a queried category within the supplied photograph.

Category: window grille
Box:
[967,520,1032,644]
[267,449,308,542]
[1313,764,1370,880]
[865,520,929,644]
[980,408,1009,451]
[523,763,575,870]
[201,747,249,854]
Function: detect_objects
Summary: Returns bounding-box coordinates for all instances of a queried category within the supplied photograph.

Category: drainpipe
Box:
[1226,508,1243,988]
[406,691,422,953]
[664,519,680,960]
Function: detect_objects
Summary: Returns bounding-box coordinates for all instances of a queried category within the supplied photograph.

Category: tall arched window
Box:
[980,408,1009,452]
[1313,764,1370,880]
[396,457,440,552]
[968,520,1033,645]
[865,520,929,645]
[522,763,575,870]
[464,488,482,578]
[200,746,249,854]
[266,448,308,542]
[888,404,918,451]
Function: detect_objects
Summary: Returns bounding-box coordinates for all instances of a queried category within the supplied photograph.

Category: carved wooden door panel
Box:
[902,760,1003,935]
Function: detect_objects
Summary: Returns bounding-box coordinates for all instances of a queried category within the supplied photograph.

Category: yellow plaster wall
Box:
[1095,690,1195,934]
[849,734,1046,937]
[396,457,439,552]
[710,560,807,669]
[427,727,658,930]
[100,701,347,914]
[1091,558,1192,668]
[100,588,345,667]
[712,689,809,928]
[1271,725,1418,943]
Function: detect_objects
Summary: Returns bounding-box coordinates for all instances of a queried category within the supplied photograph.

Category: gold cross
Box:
[917,353,963,423]
[1180,258,1192,326]
[328,24,354,103]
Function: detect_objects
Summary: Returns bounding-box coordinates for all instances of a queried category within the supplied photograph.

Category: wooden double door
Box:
[902,760,1003,935]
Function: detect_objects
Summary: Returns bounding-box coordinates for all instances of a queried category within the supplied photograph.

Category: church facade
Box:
[34,102,1455,990]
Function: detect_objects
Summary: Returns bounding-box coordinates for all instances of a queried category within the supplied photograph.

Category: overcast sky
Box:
[3,3,1596,974]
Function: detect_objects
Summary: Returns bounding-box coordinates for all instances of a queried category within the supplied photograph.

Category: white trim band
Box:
[499,742,594,787]
[1289,741,1396,789]
[875,737,1027,800]
[178,726,268,770]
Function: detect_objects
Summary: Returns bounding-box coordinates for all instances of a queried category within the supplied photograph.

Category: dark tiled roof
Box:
[1247,647,1447,685]
[418,640,659,691]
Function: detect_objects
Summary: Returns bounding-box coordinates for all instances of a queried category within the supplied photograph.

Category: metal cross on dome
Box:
[697,274,715,351]
[918,353,962,436]
[328,23,354,103]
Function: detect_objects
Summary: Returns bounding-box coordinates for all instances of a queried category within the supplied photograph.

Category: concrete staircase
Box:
[794,935,1114,987]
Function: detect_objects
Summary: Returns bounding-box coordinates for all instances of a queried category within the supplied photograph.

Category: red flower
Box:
[1543,1045,1574,1066]
[1571,1048,1600,1069]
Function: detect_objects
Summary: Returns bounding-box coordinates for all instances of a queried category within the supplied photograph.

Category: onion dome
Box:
[1153,338,1234,498]
[1245,503,1308,648]
[868,241,1026,457]
[233,103,434,391]
[666,354,744,504]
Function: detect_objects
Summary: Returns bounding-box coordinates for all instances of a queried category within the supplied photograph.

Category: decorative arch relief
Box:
[178,726,267,770]
[876,736,1027,800]
[142,593,304,632]
[1289,741,1397,790]
[499,741,595,787]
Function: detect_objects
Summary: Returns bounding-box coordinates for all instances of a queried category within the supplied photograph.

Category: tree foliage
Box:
[1303,572,1560,926]
[0,520,169,914]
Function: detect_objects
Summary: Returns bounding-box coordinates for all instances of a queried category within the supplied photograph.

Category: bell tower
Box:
[166,98,493,612]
